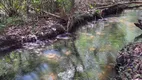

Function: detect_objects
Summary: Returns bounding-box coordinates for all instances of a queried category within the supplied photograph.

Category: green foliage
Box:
[0,0,25,16]
[33,0,40,3]
[0,16,24,27]
[57,0,74,13]
[0,16,24,32]
[95,10,101,14]
[0,23,5,30]
[0,0,75,20]
[89,5,94,9]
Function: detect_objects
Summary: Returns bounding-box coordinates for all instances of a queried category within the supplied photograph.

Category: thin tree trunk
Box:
[26,0,30,18]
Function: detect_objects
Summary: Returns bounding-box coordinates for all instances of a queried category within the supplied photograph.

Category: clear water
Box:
[0,10,141,80]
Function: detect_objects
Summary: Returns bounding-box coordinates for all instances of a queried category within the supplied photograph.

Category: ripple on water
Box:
[61,48,72,56]
[43,50,61,62]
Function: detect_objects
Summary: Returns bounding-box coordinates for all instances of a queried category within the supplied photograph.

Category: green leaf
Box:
[89,5,93,9]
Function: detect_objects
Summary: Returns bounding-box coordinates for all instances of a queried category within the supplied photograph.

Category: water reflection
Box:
[96,19,105,35]
[0,10,142,80]
[43,50,61,62]
[16,72,39,80]
[15,63,57,80]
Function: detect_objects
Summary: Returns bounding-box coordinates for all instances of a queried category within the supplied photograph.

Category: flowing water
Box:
[0,10,142,80]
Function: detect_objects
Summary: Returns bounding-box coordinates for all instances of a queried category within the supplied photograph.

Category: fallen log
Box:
[0,3,142,53]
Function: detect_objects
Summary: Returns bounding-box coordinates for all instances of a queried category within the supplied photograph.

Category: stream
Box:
[0,10,142,80]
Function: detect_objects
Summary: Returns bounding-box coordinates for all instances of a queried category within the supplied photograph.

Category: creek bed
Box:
[0,10,141,80]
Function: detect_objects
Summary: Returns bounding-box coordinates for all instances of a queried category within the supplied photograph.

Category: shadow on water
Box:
[0,10,142,80]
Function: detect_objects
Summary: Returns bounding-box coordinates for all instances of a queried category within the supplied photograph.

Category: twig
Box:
[41,10,62,19]
[28,5,62,20]
[66,17,72,32]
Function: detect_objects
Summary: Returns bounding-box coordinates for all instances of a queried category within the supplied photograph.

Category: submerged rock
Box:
[40,73,57,80]
[58,68,75,80]
[15,63,50,80]
[115,42,142,80]
[56,33,72,40]
[61,48,72,56]
[43,50,61,62]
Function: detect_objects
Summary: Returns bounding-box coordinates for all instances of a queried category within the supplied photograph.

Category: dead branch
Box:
[28,5,62,20]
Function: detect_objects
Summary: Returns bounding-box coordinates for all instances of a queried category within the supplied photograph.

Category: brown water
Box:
[0,10,141,80]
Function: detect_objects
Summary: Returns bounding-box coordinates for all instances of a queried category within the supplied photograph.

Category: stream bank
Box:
[0,9,142,80]
[0,3,142,53]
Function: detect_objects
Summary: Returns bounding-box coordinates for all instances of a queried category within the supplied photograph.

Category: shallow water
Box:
[0,10,142,80]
